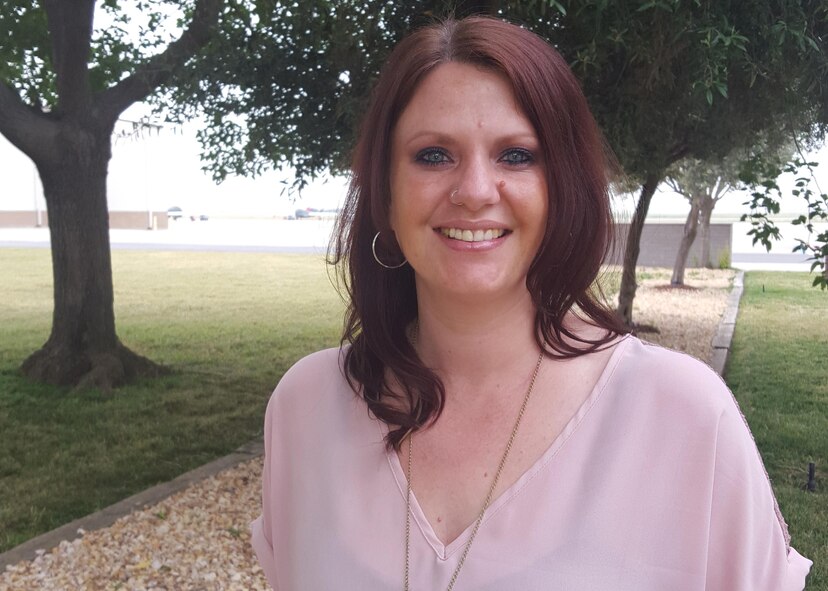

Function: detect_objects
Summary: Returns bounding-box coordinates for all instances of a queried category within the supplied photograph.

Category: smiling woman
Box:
[250,16,812,591]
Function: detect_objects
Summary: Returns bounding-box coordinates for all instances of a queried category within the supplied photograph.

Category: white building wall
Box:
[0,134,45,213]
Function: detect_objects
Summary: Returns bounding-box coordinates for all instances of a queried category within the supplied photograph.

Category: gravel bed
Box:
[1,460,269,591]
[629,268,735,363]
[1,268,735,590]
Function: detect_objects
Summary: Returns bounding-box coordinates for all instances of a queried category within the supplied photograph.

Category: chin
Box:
[434,274,527,301]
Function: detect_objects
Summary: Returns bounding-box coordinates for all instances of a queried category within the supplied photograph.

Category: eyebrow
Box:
[401,130,540,147]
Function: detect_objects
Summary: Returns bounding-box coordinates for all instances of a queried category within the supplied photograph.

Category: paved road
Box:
[0,219,820,271]
[0,219,333,254]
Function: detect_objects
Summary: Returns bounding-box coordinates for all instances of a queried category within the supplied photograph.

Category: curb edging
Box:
[0,440,264,571]
[709,270,745,377]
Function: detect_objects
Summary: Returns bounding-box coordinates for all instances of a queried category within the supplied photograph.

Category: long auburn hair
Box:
[330,16,628,450]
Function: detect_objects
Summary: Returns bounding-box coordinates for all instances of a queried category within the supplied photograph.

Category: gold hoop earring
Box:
[372,232,407,269]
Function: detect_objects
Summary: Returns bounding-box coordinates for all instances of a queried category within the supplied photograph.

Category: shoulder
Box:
[618,336,724,385]
[275,347,346,393]
[608,335,732,422]
[260,346,380,464]
[264,347,353,423]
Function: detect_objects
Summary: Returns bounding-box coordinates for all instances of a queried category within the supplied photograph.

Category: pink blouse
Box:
[251,336,812,590]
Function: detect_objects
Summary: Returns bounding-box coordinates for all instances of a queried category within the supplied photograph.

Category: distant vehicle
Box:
[167,206,209,222]
[294,207,339,220]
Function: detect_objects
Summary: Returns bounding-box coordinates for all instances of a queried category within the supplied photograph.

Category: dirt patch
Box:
[626,268,736,363]
[651,284,700,292]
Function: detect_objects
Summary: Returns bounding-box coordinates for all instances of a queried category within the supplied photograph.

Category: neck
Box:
[413,286,539,384]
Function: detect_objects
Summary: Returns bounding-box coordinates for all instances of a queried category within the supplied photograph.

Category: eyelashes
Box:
[415,147,450,166]
[500,148,534,165]
[414,147,537,167]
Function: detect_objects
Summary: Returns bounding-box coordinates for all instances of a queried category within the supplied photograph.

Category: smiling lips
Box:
[439,227,508,243]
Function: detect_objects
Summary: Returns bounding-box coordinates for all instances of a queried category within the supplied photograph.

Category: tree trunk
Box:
[20,124,164,391]
[699,195,715,268]
[670,195,702,285]
[617,173,662,327]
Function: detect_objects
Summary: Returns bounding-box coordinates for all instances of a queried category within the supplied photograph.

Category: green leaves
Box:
[0,3,55,108]
[0,1,202,108]
[739,153,828,287]
[161,0,436,183]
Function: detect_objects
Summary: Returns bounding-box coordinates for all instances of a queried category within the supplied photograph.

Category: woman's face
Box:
[389,61,548,304]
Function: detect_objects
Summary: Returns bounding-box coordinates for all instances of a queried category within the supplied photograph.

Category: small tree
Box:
[667,137,795,284]
[666,160,735,284]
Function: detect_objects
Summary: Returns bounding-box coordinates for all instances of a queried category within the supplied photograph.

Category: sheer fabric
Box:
[251,336,812,590]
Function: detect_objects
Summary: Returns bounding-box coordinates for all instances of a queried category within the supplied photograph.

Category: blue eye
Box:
[500,148,534,165]
[415,148,450,166]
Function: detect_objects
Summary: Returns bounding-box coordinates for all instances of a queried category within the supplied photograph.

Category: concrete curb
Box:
[709,270,745,377]
[0,440,263,571]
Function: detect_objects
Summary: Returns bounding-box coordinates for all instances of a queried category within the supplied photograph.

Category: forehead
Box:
[393,62,535,139]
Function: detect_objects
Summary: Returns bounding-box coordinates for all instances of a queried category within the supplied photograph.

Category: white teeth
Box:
[440,228,506,243]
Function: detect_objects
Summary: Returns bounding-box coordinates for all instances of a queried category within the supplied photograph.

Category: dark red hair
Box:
[330,16,627,450]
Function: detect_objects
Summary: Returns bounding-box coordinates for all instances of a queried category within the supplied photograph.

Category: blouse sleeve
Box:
[250,388,281,590]
[704,392,812,590]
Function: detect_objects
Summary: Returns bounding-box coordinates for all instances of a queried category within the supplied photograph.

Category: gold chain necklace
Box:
[403,350,545,591]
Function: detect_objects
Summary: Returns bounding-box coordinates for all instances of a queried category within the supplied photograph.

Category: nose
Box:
[453,154,500,211]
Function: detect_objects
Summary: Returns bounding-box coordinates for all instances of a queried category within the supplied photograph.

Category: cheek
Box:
[388,158,406,234]
[388,190,404,234]
[388,204,399,234]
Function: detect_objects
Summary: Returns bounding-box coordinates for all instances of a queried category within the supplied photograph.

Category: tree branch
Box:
[665,175,691,199]
[44,0,94,116]
[712,176,733,201]
[667,141,689,165]
[96,0,223,122]
[0,80,58,163]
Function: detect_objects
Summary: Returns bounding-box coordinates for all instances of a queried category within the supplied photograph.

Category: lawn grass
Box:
[726,272,827,589]
[0,248,344,552]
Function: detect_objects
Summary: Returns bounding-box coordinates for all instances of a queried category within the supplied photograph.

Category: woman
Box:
[251,16,812,590]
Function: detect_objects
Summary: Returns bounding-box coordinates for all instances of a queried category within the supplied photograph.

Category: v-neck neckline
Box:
[380,334,632,561]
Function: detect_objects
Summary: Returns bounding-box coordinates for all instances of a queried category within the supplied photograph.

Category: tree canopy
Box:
[165,1,824,181]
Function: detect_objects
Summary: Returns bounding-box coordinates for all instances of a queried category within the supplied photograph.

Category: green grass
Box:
[726,272,827,589]
[0,248,344,552]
